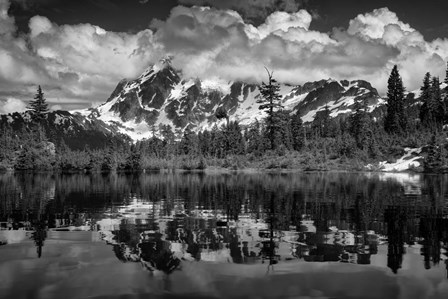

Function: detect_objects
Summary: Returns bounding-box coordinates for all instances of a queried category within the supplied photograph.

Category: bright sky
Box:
[1,0,448,113]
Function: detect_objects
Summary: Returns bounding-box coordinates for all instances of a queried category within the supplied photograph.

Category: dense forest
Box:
[1,64,448,173]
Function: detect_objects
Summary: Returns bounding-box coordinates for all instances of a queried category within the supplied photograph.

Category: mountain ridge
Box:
[1,62,390,145]
[70,62,384,140]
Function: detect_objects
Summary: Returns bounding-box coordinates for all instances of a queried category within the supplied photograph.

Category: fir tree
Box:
[290,112,304,151]
[445,62,448,121]
[246,119,263,156]
[257,68,283,150]
[125,144,142,171]
[199,130,212,156]
[272,110,292,150]
[419,72,433,125]
[160,124,175,156]
[445,61,448,85]
[181,127,198,155]
[430,76,445,124]
[224,121,245,155]
[210,125,226,158]
[384,65,406,134]
[350,99,370,150]
[424,135,444,172]
[312,105,332,138]
[28,86,49,123]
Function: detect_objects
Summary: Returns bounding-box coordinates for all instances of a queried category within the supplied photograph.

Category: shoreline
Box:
[0,165,427,175]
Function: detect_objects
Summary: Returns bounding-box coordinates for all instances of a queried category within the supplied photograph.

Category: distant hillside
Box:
[0,110,130,150]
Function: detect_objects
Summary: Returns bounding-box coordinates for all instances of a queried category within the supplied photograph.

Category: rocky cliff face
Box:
[289,79,383,122]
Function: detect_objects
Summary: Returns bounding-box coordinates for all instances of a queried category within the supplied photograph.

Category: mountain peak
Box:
[138,57,177,82]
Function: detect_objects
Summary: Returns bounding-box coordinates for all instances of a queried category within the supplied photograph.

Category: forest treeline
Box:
[1,64,448,172]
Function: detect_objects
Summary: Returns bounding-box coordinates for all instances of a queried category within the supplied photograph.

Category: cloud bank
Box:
[155,6,448,93]
[1,0,448,112]
[0,0,159,110]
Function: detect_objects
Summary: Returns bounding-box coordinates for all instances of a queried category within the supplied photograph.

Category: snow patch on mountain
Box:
[232,84,265,126]
[201,78,232,95]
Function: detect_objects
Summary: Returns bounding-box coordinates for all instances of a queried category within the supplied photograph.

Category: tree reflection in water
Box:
[31,219,47,258]
[1,171,448,278]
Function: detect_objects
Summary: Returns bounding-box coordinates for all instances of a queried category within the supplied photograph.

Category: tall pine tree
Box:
[444,61,448,121]
[445,61,448,85]
[290,112,304,151]
[430,76,445,124]
[349,98,370,150]
[28,85,49,122]
[257,68,283,150]
[246,119,263,156]
[419,72,433,126]
[384,65,406,134]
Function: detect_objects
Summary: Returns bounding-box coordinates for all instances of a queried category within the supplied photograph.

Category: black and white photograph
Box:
[1,0,448,298]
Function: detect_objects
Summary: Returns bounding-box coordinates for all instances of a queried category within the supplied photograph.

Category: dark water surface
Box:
[1,171,448,299]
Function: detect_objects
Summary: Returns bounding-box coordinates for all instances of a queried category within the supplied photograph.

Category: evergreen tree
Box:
[102,140,118,171]
[160,124,175,156]
[430,76,445,124]
[272,110,292,150]
[445,61,448,86]
[336,132,357,158]
[210,125,226,158]
[28,86,49,122]
[384,65,406,134]
[257,68,283,150]
[350,99,370,150]
[0,126,16,166]
[246,119,263,156]
[421,76,445,128]
[445,62,448,121]
[125,144,141,171]
[312,105,332,138]
[199,130,212,156]
[224,121,245,155]
[424,135,444,172]
[181,127,198,155]
[419,72,433,125]
[290,112,304,151]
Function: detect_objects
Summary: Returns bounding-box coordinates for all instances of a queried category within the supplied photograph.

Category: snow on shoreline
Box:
[366,147,423,172]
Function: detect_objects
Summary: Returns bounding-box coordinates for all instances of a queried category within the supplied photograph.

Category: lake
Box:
[1,171,448,299]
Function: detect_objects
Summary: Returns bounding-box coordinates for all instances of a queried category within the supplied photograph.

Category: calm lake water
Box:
[1,171,448,299]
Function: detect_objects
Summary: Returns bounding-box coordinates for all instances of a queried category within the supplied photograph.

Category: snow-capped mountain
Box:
[0,61,388,146]
[73,61,384,141]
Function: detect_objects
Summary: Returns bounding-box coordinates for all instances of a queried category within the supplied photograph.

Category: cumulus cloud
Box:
[348,8,414,41]
[257,10,312,38]
[28,15,157,79]
[0,97,27,114]
[152,6,338,84]
[151,5,448,95]
[0,0,161,111]
[347,8,448,91]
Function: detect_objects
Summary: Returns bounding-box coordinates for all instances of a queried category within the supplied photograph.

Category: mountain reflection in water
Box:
[1,171,448,298]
